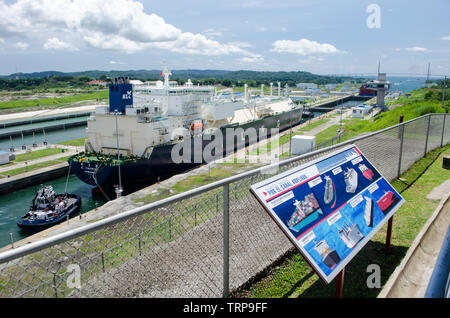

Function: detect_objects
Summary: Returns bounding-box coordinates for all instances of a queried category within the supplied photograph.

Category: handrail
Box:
[0,112,447,265]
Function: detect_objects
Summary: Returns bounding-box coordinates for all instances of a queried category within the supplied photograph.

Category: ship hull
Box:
[288,210,320,233]
[70,107,304,189]
[323,250,340,269]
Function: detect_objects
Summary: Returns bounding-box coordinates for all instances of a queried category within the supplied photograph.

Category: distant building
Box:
[129,80,144,85]
[296,83,318,89]
[0,151,10,165]
[324,84,336,90]
[352,104,373,118]
[87,80,107,86]
[291,135,316,156]
[305,88,322,95]
[340,86,351,92]
[290,96,309,102]
[386,92,401,99]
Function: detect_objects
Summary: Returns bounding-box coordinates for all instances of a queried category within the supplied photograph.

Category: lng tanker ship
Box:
[68,67,303,191]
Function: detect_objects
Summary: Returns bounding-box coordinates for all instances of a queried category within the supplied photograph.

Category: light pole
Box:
[114,110,123,198]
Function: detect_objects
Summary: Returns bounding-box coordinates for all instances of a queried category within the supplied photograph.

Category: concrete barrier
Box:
[0,120,87,140]
[378,191,450,298]
[0,162,69,195]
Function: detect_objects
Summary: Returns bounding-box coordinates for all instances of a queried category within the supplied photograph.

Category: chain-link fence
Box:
[0,113,448,298]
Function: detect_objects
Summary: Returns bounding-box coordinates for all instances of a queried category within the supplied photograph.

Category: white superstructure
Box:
[85,67,295,158]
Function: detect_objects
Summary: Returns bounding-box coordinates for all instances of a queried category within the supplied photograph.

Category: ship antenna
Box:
[162,64,172,88]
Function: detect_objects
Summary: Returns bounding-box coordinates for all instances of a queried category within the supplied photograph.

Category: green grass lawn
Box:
[13,148,62,162]
[0,90,108,110]
[314,124,341,144]
[1,153,70,177]
[250,119,331,156]
[58,138,87,147]
[4,160,64,176]
[235,144,450,298]
[134,161,263,205]
[298,118,330,132]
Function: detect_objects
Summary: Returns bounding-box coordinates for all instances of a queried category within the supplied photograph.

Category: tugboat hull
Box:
[17,194,82,230]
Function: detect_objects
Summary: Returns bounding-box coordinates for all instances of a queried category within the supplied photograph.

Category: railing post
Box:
[168,217,172,240]
[53,273,58,298]
[9,232,14,249]
[424,115,431,157]
[440,114,447,147]
[194,204,197,226]
[216,192,219,214]
[397,116,405,178]
[138,233,142,256]
[223,183,230,298]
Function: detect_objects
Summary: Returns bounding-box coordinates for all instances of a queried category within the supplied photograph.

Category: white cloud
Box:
[43,37,78,51]
[203,28,223,37]
[147,32,252,56]
[440,36,450,41]
[237,55,264,63]
[110,60,125,65]
[271,38,340,55]
[228,41,253,48]
[242,1,260,8]
[0,0,259,59]
[297,56,325,65]
[14,42,29,50]
[405,46,428,52]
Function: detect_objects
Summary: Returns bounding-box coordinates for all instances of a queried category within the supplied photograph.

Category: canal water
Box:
[311,98,366,117]
[0,175,106,249]
[0,125,87,152]
[0,116,92,248]
[0,115,88,136]
[0,95,401,249]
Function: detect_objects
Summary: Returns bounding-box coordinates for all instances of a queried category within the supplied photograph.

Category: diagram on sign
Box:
[250,144,404,283]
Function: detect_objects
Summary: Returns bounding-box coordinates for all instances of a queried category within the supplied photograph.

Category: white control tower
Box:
[365,72,391,110]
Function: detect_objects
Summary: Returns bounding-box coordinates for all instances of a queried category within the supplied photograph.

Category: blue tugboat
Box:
[17,185,81,230]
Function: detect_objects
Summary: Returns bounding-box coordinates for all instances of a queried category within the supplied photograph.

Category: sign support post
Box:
[385,216,393,254]
[335,268,345,298]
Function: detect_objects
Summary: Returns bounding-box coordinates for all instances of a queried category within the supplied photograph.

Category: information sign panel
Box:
[250,144,404,283]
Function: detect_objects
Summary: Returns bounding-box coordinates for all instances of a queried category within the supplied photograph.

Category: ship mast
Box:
[114,109,123,198]
[162,65,172,88]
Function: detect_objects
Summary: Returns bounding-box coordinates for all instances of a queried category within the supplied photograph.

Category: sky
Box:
[0,0,449,77]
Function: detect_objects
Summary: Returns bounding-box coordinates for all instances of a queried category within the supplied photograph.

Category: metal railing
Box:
[0,113,448,298]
